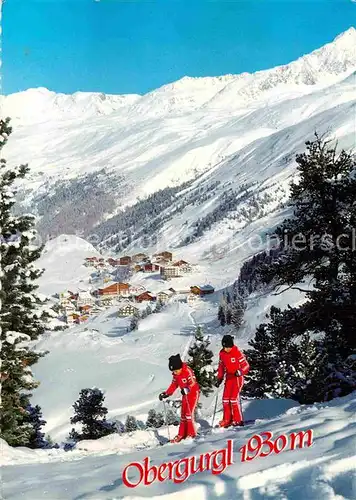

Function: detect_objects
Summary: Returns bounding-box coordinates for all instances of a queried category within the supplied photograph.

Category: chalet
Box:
[133,264,143,273]
[154,251,173,262]
[129,284,146,295]
[118,302,139,317]
[98,295,114,306]
[97,282,130,297]
[173,260,189,266]
[173,260,192,273]
[107,258,120,267]
[142,263,161,273]
[135,291,156,303]
[61,300,76,309]
[66,313,81,325]
[77,291,95,306]
[59,292,73,307]
[132,253,148,263]
[79,304,93,315]
[157,290,175,303]
[85,257,98,267]
[190,285,215,296]
[120,256,132,265]
[160,265,181,279]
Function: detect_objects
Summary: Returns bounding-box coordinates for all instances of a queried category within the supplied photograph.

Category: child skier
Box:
[159,353,200,443]
[215,334,250,427]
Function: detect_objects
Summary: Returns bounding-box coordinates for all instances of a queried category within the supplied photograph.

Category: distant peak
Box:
[334,26,356,41]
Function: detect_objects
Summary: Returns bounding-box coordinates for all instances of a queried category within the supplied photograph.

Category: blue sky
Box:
[2,0,355,96]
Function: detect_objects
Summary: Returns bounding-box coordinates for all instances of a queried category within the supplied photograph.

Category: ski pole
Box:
[211,387,219,428]
[162,400,171,441]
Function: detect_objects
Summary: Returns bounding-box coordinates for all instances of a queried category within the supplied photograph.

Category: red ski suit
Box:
[165,363,200,438]
[217,345,250,424]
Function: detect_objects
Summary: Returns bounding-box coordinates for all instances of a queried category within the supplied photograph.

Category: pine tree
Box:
[154,300,163,313]
[145,409,158,428]
[187,326,215,397]
[0,117,49,446]
[292,334,329,404]
[124,415,138,433]
[230,294,246,330]
[114,420,125,433]
[225,308,232,325]
[244,307,299,399]
[218,304,226,326]
[68,388,116,441]
[24,404,51,449]
[129,310,140,331]
[257,136,356,402]
[165,408,179,426]
[244,323,276,398]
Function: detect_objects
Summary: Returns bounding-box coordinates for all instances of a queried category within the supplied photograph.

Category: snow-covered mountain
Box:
[2,28,356,256]
[0,88,141,124]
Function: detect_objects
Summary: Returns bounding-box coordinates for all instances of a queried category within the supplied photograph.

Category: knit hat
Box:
[222,334,234,348]
[169,354,183,371]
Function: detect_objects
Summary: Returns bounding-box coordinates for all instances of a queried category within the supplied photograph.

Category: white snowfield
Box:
[1,393,355,499]
[36,234,101,296]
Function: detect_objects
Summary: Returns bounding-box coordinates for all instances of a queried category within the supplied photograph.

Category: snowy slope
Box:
[36,234,101,296]
[2,28,356,248]
[2,392,355,499]
[31,215,305,442]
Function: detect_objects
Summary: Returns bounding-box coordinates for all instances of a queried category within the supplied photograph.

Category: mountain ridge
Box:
[1,27,355,122]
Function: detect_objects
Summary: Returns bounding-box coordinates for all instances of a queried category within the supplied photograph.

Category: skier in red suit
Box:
[215,334,250,427]
[159,354,200,443]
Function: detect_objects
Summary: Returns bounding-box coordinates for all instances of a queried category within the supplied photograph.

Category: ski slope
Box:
[31,223,306,444]
[2,392,355,499]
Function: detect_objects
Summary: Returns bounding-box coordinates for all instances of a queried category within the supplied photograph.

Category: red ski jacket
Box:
[217,345,250,382]
[165,363,200,396]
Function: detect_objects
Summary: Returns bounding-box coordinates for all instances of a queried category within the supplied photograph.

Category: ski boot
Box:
[218,419,231,428]
[170,435,184,444]
[231,421,244,427]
